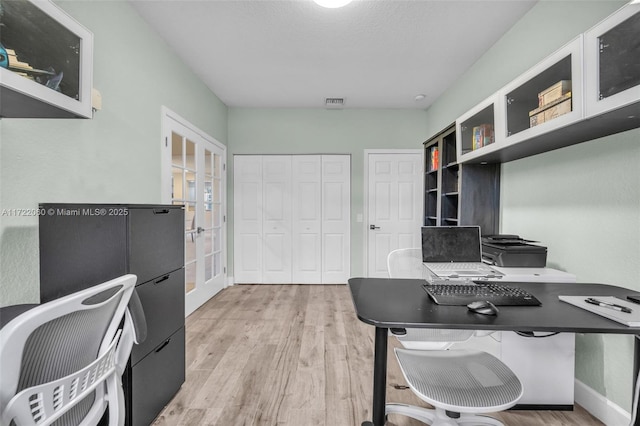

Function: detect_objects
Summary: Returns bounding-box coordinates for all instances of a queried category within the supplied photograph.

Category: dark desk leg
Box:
[634,336,639,426]
[363,327,388,426]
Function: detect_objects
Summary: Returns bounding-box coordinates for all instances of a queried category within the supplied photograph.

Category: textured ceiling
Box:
[131,0,537,109]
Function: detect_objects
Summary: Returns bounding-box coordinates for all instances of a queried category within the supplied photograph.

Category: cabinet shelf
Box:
[456,3,639,164]
[0,0,93,118]
[423,124,499,234]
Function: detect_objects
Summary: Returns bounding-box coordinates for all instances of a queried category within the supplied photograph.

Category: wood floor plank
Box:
[154,284,605,426]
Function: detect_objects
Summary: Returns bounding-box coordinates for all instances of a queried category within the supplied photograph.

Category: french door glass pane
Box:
[205,149,213,176]
[204,180,213,218]
[204,230,213,256]
[214,228,221,252]
[185,261,196,294]
[205,254,213,281]
[214,253,221,276]
[185,139,196,170]
[185,172,196,203]
[171,132,183,166]
[185,202,196,263]
[172,167,183,200]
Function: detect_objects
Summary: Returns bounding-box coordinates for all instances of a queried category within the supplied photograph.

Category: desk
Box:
[348,277,640,426]
[424,266,577,408]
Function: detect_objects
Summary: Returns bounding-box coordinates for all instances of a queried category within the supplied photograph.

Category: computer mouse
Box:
[467,300,499,316]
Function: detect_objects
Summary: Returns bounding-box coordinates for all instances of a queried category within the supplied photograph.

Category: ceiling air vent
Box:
[325,97,345,109]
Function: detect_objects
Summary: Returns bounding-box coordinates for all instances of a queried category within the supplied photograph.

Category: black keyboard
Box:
[423,283,542,306]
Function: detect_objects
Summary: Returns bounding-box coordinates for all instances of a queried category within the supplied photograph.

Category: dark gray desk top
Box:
[348,278,640,334]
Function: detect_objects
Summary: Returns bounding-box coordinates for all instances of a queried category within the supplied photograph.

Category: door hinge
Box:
[223,267,226,274]
[223,215,226,222]
[165,137,168,147]
[223,163,226,171]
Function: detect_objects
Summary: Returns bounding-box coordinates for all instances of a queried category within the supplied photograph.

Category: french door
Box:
[162,108,226,316]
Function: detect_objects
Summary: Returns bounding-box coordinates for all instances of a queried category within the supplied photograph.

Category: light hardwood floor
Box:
[153,284,604,426]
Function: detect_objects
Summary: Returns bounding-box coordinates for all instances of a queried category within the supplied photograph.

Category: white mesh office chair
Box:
[386,248,523,425]
[387,248,475,350]
[0,274,142,426]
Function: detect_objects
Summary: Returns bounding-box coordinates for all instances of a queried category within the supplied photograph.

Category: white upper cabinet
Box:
[0,0,93,118]
[455,93,503,164]
[584,2,640,119]
[500,36,584,148]
[456,3,639,164]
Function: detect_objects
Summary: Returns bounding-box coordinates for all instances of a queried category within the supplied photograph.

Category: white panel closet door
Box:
[233,156,263,283]
[234,154,350,284]
[292,156,322,284]
[262,156,293,283]
[322,155,351,284]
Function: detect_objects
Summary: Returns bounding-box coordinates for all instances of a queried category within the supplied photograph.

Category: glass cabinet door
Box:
[584,3,640,118]
[456,93,501,163]
[0,0,93,117]
[500,36,584,146]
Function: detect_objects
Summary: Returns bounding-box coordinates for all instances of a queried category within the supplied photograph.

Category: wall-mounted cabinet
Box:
[0,0,93,118]
[456,3,639,165]
[502,37,584,146]
[424,125,500,235]
[584,2,640,118]
[455,94,502,163]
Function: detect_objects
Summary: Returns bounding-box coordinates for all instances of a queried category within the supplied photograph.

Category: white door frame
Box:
[363,149,423,277]
[161,106,227,316]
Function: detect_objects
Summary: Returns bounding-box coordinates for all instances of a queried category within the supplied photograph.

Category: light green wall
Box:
[227,108,428,277]
[424,0,638,413]
[0,1,227,306]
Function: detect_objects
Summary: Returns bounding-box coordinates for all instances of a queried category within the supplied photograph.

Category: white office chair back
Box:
[387,248,426,279]
[0,274,137,426]
[387,248,475,349]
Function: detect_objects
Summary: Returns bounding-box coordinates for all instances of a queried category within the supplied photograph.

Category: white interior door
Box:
[234,154,350,284]
[292,155,322,283]
[322,155,351,283]
[163,109,226,316]
[262,156,293,283]
[233,156,263,283]
[366,151,422,277]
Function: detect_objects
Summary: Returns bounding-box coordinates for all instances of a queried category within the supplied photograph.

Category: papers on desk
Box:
[559,296,640,327]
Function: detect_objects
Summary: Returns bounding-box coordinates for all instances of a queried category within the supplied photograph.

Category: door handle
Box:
[369,224,380,230]
[196,226,204,234]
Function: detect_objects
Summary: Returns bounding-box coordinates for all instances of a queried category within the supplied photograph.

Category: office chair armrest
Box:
[127,288,147,344]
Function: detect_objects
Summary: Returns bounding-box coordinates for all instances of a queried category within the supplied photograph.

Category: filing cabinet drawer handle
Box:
[155,338,171,353]
[154,275,170,285]
[153,209,170,215]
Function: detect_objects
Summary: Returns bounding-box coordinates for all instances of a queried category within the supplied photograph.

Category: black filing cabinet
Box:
[39,204,185,426]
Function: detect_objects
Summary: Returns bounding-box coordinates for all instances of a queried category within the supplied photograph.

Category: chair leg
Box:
[456,413,505,426]
[386,403,436,424]
[385,404,506,426]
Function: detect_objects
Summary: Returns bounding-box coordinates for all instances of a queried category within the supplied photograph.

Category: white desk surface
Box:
[422,265,576,283]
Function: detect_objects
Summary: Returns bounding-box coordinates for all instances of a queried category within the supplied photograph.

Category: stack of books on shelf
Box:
[429,146,439,171]
[529,80,572,127]
[472,124,494,150]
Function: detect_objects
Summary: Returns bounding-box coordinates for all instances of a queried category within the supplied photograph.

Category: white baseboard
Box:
[226,276,234,287]
[575,379,631,426]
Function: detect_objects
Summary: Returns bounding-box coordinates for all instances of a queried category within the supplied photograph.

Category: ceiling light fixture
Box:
[414,94,426,102]
[313,0,353,8]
